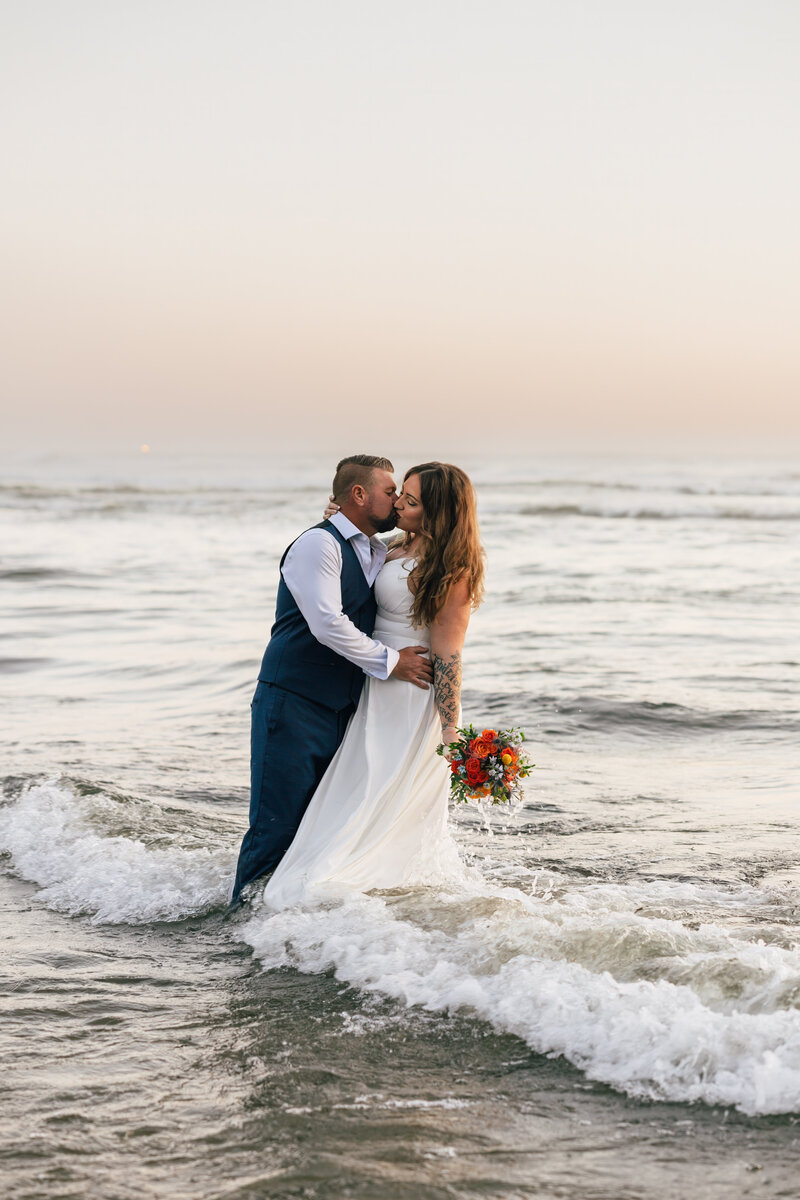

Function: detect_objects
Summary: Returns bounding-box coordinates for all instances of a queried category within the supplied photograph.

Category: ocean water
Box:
[2,448,800,1199]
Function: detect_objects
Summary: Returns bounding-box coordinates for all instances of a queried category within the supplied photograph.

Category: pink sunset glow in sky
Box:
[2,1,798,452]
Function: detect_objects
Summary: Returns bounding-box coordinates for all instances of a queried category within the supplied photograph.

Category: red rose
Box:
[465,757,488,784]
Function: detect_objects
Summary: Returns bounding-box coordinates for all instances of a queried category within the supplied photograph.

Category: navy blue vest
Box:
[258,520,378,712]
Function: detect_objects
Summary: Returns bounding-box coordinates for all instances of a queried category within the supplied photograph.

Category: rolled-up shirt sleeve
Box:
[281,529,400,679]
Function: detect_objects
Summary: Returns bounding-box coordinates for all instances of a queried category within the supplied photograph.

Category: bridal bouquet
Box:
[437,725,533,804]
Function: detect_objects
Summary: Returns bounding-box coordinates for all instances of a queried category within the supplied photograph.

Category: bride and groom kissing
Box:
[231,454,485,909]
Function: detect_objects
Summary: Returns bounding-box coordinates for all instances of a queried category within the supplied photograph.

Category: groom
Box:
[231,454,433,902]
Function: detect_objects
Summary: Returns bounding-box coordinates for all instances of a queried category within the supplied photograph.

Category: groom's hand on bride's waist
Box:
[390,646,433,689]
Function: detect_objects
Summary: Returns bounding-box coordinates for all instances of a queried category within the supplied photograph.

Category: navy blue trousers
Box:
[231,682,355,902]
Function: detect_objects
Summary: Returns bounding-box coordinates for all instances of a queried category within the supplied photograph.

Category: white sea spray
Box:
[241,880,800,1117]
[0,780,234,923]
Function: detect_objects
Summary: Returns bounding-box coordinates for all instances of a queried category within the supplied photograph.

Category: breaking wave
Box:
[241,875,800,1117]
[4,779,800,1116]
[0,779,233,923]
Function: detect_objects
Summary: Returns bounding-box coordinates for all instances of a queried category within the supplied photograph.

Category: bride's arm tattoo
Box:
[433,651,461,730]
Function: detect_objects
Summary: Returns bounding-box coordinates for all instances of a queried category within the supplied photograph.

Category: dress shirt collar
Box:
[328,511,387,553]
[328,510,388,585]
[328,511,365,542]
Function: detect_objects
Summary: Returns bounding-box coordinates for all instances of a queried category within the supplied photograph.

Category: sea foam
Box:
[0,780,233,922]
[242,880,800,1117]
[5,780,800,1115]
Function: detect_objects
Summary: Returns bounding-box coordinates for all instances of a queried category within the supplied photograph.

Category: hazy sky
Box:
[2,1,799,452]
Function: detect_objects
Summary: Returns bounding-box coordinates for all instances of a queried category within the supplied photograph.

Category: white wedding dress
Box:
[263,556,462,910]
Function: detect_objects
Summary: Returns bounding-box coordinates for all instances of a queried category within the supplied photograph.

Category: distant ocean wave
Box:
[0,566,82,581]
[472,693,800,737]
[0,482,238,497]
[0,482,319,500]
[4,471,800,525]
[488,479,799,497]
[518,504,800,521]
[0,656,57,674]
[483,473,800,497]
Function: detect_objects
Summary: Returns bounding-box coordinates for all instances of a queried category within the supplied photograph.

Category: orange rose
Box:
[471,739,495,759]
[480,729,497,742]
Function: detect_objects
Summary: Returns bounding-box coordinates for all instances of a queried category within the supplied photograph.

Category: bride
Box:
[262,461,485,909]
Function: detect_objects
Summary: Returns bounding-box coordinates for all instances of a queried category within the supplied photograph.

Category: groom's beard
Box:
[372,510,399,534]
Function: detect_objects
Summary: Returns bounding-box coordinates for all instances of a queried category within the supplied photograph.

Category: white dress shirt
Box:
[281,511,400,679]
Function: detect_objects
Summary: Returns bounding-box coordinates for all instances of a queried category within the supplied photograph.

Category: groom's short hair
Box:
[332,454,394,502]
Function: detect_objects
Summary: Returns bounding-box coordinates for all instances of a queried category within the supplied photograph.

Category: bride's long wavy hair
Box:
[396,462,485,627]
